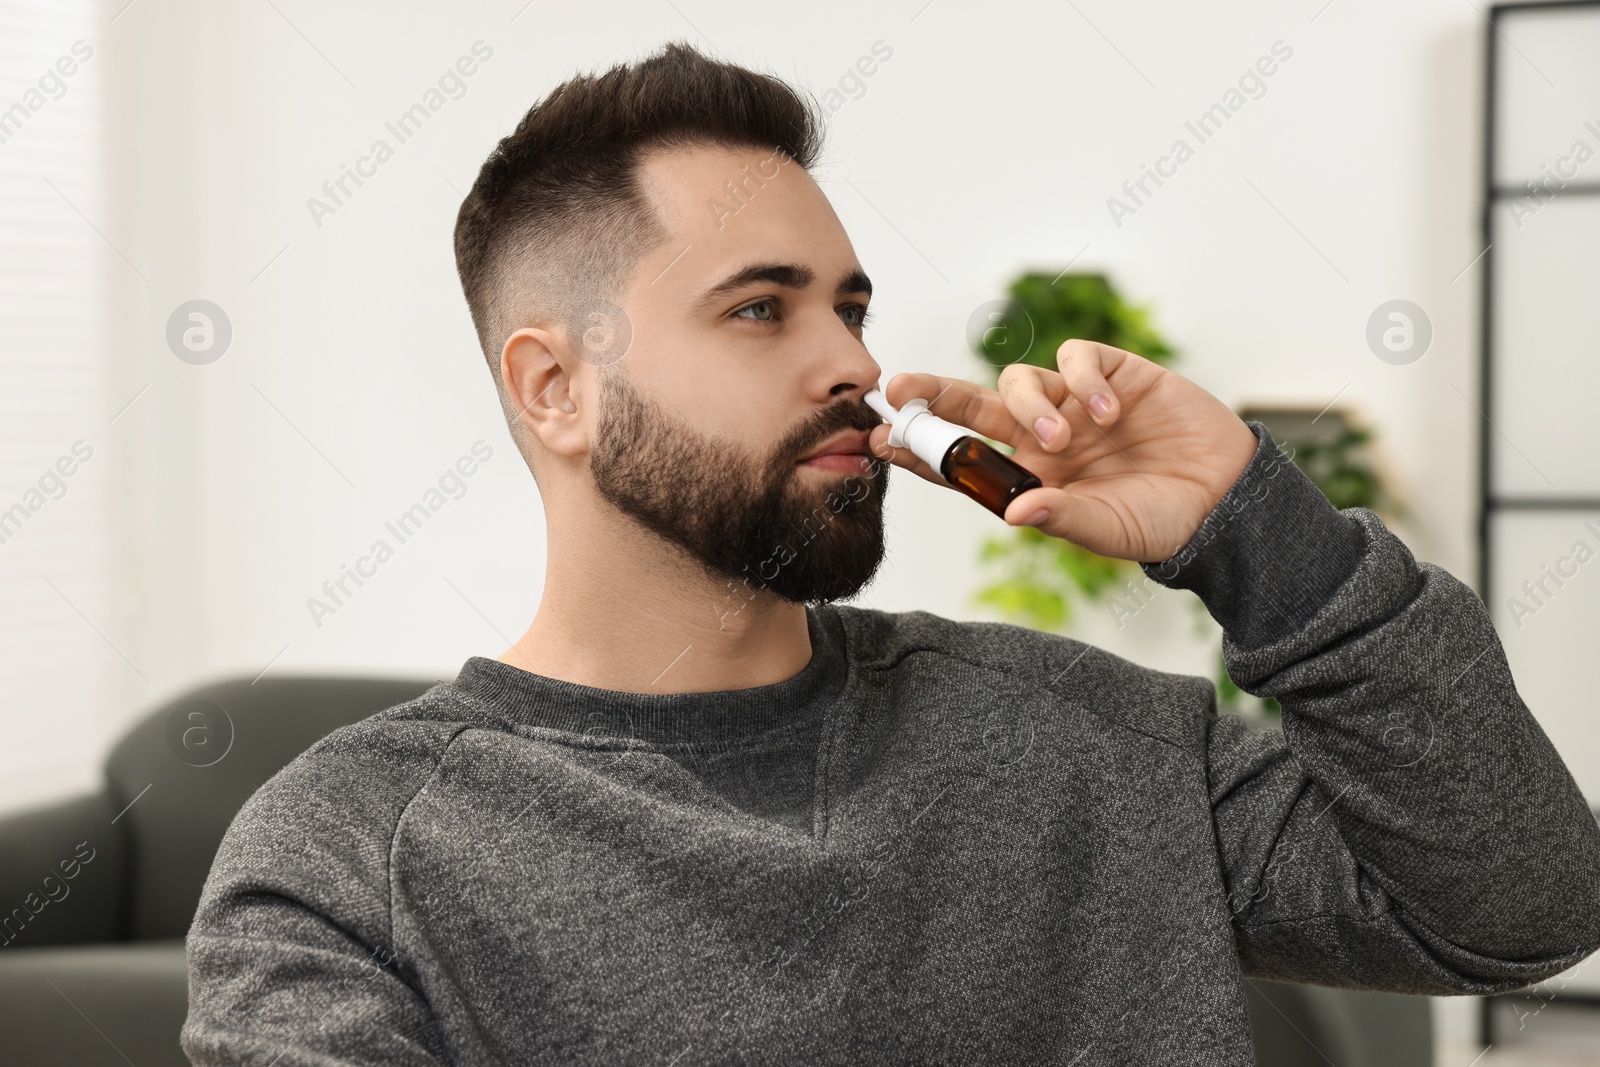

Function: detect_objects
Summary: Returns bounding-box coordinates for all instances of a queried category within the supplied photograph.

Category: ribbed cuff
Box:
[1139,420,1368,650]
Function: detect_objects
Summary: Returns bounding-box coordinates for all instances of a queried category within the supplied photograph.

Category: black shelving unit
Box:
[1477,0,1600,1048]
[1479,0,1600,599]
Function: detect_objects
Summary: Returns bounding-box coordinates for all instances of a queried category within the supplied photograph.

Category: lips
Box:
[799,430,871,463]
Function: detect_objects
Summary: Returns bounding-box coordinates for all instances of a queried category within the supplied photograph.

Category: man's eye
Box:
[734,300,777,321]
[839,304,872,328]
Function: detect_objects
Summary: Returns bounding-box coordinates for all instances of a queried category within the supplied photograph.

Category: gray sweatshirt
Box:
[181,422,1600,1065]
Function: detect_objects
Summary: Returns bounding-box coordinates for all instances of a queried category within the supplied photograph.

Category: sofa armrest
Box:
[0,791,126,949]
[1245,978,1433,1066]
[0,941,188,1066]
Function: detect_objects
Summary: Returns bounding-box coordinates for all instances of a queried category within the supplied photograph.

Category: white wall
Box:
[5,0,1512,799]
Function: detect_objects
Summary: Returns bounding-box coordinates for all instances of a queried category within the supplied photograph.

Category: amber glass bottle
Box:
[864,388,1043,520]
[939,436,1043,519]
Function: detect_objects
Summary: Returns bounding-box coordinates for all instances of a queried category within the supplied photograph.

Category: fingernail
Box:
[1088,394,1111,419]
[1032,416,1057,444]
[1020,508,1050,527]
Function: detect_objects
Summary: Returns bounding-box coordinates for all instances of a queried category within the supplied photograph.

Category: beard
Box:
[588,367,889,605]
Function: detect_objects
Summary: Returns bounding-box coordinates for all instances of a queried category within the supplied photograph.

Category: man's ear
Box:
[499,327,587,459]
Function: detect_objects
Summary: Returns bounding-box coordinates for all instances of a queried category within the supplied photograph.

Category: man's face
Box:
[584,143,889,605]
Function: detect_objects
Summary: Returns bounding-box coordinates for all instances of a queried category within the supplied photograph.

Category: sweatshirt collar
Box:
[446,603,848,747]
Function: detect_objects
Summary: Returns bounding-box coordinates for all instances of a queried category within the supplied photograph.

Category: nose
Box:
[823,341,882,402]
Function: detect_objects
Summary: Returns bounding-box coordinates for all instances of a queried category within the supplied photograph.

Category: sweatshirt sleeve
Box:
[180,721,457,1066]
[1143,420,1600,995]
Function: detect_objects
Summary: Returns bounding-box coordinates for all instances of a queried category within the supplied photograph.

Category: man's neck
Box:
[496,514,814,695]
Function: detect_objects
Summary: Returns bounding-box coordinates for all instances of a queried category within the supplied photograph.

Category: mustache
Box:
[777,396,885,467]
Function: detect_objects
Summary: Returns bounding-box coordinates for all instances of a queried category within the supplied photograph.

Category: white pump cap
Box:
[863,388,972,474]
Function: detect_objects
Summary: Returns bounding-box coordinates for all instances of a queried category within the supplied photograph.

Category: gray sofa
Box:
[0,675,433,1066]
[0,677,1434,1065]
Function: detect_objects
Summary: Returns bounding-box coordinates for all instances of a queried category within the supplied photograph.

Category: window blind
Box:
[0,0,113,814]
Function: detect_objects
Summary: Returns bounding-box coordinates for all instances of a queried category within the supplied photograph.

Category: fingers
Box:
[882,372,1031,449]
[883,339,1131,457]
[1054,339,1126,428]
[1002,485,1131,560]
[867,420,943,485]
[996,364,1072,452]
[995,340,1133,450]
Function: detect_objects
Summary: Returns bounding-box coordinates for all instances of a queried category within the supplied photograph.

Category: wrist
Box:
[1140,421,1367,648]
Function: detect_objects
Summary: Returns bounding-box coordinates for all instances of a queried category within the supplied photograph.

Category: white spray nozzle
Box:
[863,387,972,474]
[862,388,900,423]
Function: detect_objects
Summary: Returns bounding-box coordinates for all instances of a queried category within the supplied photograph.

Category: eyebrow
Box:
[693,262,872,313]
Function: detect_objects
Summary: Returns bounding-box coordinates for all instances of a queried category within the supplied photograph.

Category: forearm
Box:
[1149,423,1600,964]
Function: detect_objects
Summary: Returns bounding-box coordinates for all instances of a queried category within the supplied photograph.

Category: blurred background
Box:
[2,0,1598,1063]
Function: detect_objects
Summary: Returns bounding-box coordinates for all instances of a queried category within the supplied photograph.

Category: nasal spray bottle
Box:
[864,387,1043,519]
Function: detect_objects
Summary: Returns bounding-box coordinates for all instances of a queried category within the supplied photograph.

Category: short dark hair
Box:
[452,41,825,432]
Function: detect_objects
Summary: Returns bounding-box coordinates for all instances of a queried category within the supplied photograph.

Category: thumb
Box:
[1001,485,1124,555]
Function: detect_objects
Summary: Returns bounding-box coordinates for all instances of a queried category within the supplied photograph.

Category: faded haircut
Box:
[452,40,824,461]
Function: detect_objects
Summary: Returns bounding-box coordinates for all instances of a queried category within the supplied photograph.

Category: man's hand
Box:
[866,339,1259,563]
